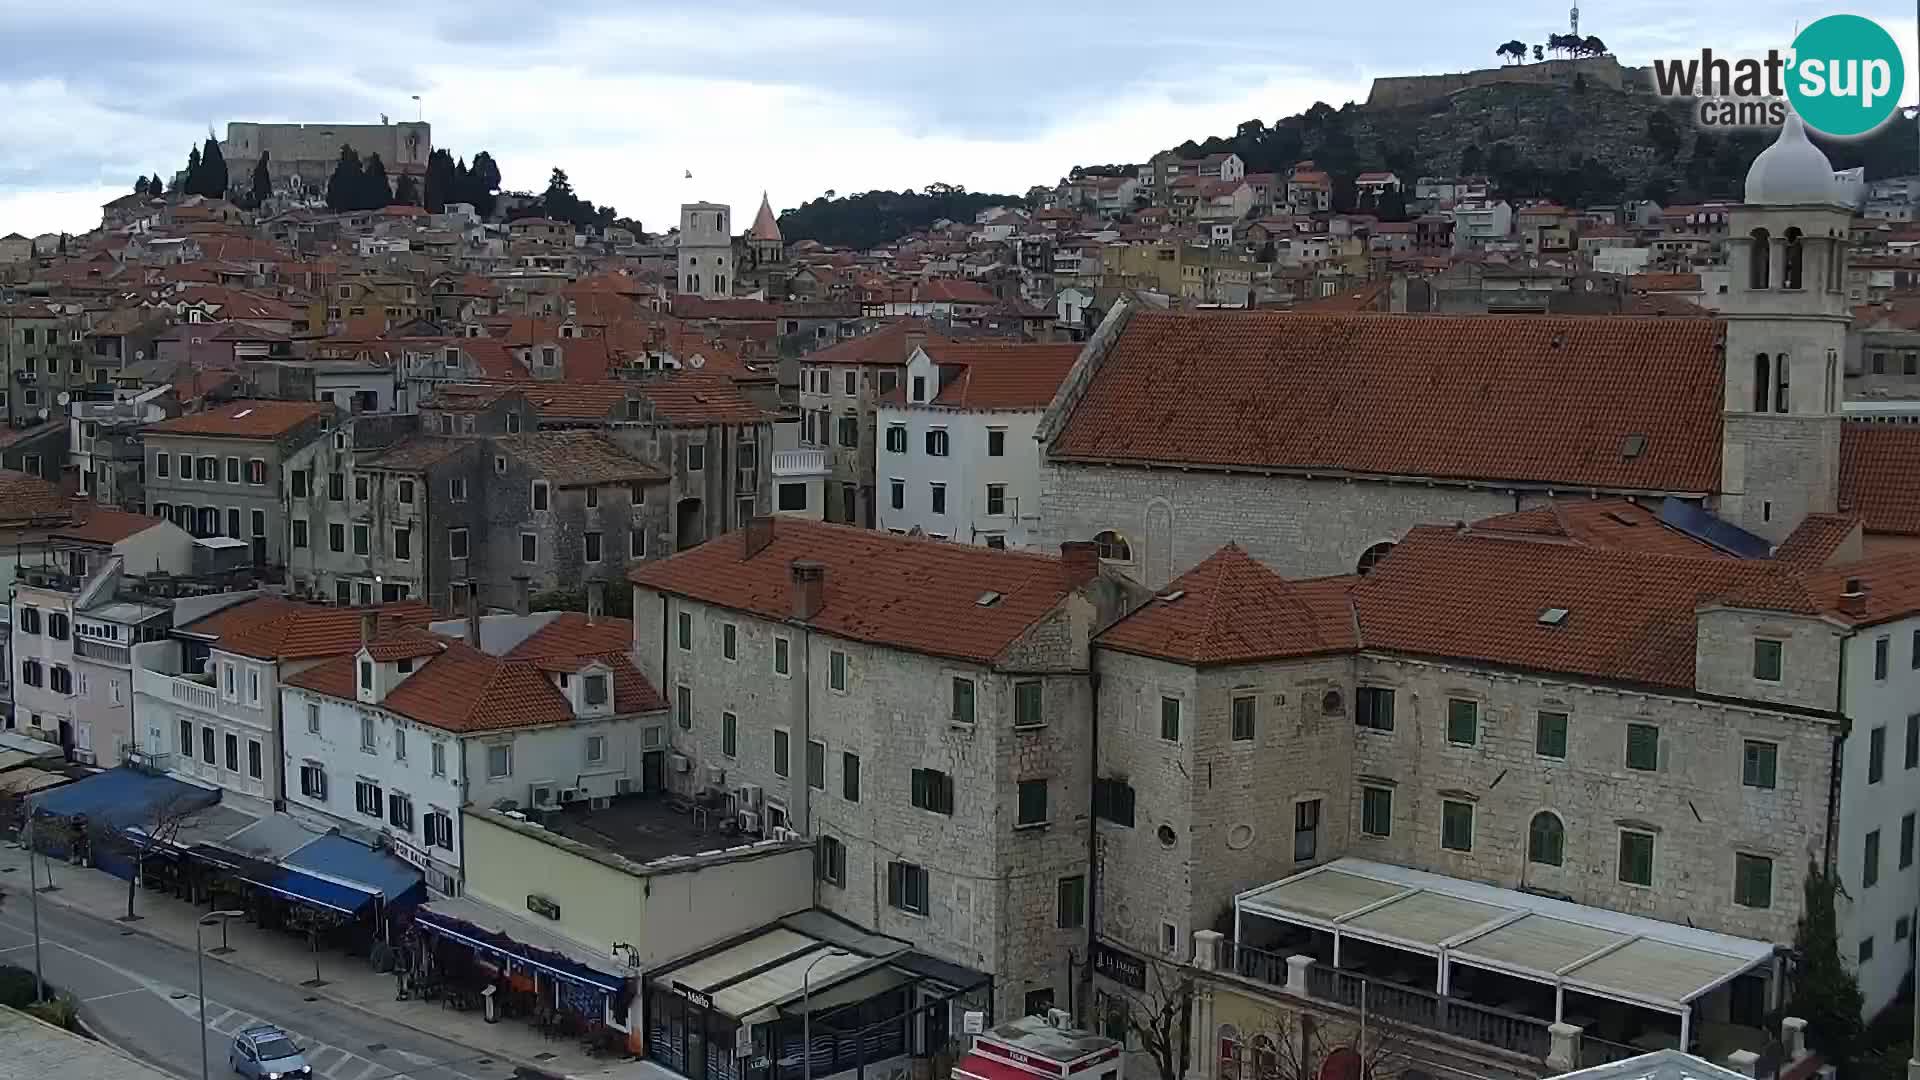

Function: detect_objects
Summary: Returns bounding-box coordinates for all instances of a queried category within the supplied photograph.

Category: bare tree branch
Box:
[87,790,207,921]
[1099,953,1194,1080]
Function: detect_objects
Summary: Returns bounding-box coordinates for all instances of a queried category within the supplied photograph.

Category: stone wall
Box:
[1364,57,1634,109]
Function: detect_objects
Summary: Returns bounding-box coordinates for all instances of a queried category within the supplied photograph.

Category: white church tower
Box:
[1719,113,1851,543]
[677,202,733,299]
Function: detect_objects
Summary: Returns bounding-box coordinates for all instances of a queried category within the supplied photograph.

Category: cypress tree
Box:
[199,135,229,198]
[1786,861,1864,1071]
[326,145,363,212]
[185,146,203,194]
[250,152,271,206]
[362,153,391,209]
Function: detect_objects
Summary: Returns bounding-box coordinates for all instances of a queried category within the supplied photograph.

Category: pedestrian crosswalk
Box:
[182,998,458,1080]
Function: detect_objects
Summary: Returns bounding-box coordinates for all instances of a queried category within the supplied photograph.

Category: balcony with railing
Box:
[75,637,131,666]
[133,665,218,713]
[772,448,830,478]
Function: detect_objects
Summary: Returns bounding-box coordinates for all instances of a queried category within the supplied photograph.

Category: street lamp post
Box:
[197,910,244,1080]
[801,949,850,1080]
[24,815,44,1003]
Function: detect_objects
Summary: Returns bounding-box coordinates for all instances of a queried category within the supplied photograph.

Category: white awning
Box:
[1236,859,1775,1012]
[653,924,903,1024]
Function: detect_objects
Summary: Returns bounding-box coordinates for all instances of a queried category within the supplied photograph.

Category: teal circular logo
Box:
[1786,14,1905,137]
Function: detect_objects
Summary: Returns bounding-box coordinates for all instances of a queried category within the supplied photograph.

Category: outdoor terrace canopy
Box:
[1235,859,1777,1017]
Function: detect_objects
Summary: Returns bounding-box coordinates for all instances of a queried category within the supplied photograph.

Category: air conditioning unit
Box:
[530,785,554,807]
[559,787,583,804]
[615,778,636,796]
[1046,1008,1071,1029]
[704,765,726,786]
[733,784,761,810]
[739,810,761,834]
[590,796,611,811]
[669,753,691,773]
[770,826,799,842]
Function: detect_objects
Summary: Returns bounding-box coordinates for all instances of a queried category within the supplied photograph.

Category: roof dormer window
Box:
[584,673,609,707]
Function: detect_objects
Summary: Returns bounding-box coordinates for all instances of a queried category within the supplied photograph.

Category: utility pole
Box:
[25,816,44,1003]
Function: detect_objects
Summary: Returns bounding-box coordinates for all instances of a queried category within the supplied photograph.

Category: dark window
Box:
[885,426,906,453]
[930,483,946,514]
[1860,937,1876,964]
[1293,799,1320,861]
[1528,812,1565,866]
[816,835,845,887]
[1015,681,1044,727]
[778,483,807,511]
[1018,779,1048,826]
[1876,637,1890,680]
[886,861,928,914]
[1902,813,1915,870]
[46,613,67,641]
[721,711,737,757]
[1537,711,1568,758]
[806,739,825,790]
[988,429,1006,457]
[924,429,949,456]
[951,677,974,724]
[1909,713,1920,770]
[224,733,238,771]
[1743,740,1777,789]
[837,416,859,448]
[1865,829,1881,888]
[1871,725,1887,783]
[1734,853,1772,908]
[676,685,692,730]
[1619,830,1655,886]
[329,472,344,501]
[1057,875,1086,929]
[1754,639,1782,680]
[911,768,954,815]
[773,729,789,776]
[1356,687,1394,731]
[1093,778,1135,826]
[1446,698,1478,745]
[1231,695,1256,741]
[1626,723,1660,771]
[1441,800,1473,852]
[842,751,860,802]
[1360,787,1392,837]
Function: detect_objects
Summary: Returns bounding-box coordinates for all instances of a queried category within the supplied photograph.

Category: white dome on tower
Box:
[1744,112,1838,205]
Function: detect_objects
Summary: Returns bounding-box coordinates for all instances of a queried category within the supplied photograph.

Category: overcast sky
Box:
[2,2,1915,238]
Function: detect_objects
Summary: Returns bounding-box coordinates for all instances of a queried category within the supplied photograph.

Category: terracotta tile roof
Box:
[1803,554,1920,628]
[51,508,166,545]
[1097,545,1356,665]
[809,320,950,367]
[205,600,437,660]
[921,343,1082,410]
[1351,524,1810,690]
[366,629,450,662]
[629,372,770,426]
[505,613,666,715]
[1772,513,1863,569]
[359,438,470,472]
[147,400,334,440]
[1049,311,1725,492]
[516,381,629,422]
[1628,273,1702,292]
[0,470,72,525]
[497,432,666,485]
[1469,499,1728,558]
[1840,423,1920,535]
[918,278,996,305]
[673,297,781,321]
[630,518,1088,664]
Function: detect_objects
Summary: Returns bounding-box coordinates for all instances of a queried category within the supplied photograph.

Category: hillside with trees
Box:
[778,184,1026,250]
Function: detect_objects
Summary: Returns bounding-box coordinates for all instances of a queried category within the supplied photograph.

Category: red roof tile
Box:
[1772,513,1863,569]
[1097,545,1356,665]
[1840,423,1920,535]
[147,400,334,440]
[923,344,1082,410]
[809,320,951,367]
[630,518,1087,664]
[1469,500,1728,558]
[202,600,437,660]
[52,508,167,545]
[0,470,72,525]
[1049,310,1725,492]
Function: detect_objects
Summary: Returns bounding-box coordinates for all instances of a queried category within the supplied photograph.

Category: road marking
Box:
[0,942,40,953]
[308,1046,346,1073]
[83,988,151,1003]
[344,1059,386,1080]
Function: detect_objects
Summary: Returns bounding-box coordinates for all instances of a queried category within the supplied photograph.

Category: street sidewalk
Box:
[0,841,654,1080]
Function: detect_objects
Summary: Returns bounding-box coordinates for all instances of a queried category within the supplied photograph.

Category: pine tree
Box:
[1787,861,1865,1071]
[326,145,363,212]
[362,154,391,208]
[393,173,420,206]
[542,167,580,225]
[198,135,228,198]
[250,152,271,207]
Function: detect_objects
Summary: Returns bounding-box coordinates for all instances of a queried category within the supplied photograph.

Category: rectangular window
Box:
[1865,829,1881,888]
[1294,799,1320,861]
[1743,740,1778,789]
[1876,636,1891,680]
[306,702,320,734]
[722,623,737,661]
[224,732,239,772]
[925,429,949,457]
[1860,937,1876,964]
[388,792,414,833]
[1018,779,1048,826]
[773,636,790,676]
[1753,639,1783,681]
[1441,800,1474,852]
[1625,723,1660,771]
[1870,725,1887,783]
[1014,680,1045,728]
[395,527,412,561]
[1057,875,1086,929]
[887,861,928,914]
[1160,696,1181,741]
[226,457,240,484]
[816,835,845,887]
[985,484,1006,515]
[487,744,512,779]
[156,454,170,479]
[352,523,369,556]
[360,714,376,751]
[1734,853,1772,909]
[885,426,906,453]
[431,742,446,777]
[520,533,537,563]
[675,685,692,730]
[1907,714,1919,769]
[1094,777,1136,826]
[586,734,605,764]
[951,677,975,724]
[910,768,954,815]
[355,780,383,817]
[450,477,467,502]
[448,528,469,559]
[842,751,860,802]
[987,429,1006,457]
[300,764,327,800]
[1902,812,1915,870]
[1446,698,1478,746]
[398,480,414,504]
[1619,830,1655,886]
[328,523,345,553]
[1536,711,1568,758]
[329,472,344,500]
[930,483,946,514]
[687,444,705,471]
[829,650,847,691]
[773,729,791,777]
[677,611,692,651]
[1361,786,1392,837]
[807,739,826,790]
[1231,694,1256,741]
[247,739,262,779]
[1356,687,1394,731]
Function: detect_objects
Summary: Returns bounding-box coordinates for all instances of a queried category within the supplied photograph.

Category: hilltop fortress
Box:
[1365,55,1647,108]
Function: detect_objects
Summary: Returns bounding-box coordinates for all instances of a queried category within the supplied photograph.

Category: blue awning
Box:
[416,906,626,994]
[27,767,220,823]
[241,864,377,916]
[282,835,424,906]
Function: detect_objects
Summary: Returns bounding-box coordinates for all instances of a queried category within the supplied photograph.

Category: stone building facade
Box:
[143,400,334,566]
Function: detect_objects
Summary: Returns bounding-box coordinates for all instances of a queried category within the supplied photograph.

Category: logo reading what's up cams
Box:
[1652,14,1905,136]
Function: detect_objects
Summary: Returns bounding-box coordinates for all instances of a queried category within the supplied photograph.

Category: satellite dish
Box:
[36,408,48,420]
[688,354,705,369]
[56,392,70,406]
[134,349,145,361]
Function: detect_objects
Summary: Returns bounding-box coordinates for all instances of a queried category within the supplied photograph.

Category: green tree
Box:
[1532,44,1544,61]
[133,175,149,195]
[250,152,271,206]
[196,134,228,198]
[1583,35,1607,56]
[542,167,582,224]
[1785,862,1864,1072]
[469,151,501,215]
[184,145,202,194]
[1496,40,1527,64]
[326,145,363,212]
[393,173,420,206]
[362,153,391,208]
[1460,142,1485,176]
[1647,110,1682,162]
[424,148,455,213]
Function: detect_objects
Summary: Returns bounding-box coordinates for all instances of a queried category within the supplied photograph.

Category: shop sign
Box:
[673,981,714,1010]
[527,894,562,920]
[389,835,431,872]
[1091,942,1146,990]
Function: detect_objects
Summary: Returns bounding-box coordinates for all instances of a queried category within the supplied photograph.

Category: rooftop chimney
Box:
[791,560,826,621]
[464,578,482,648]
[1060,541,1100,588]
[359,609,377,651]
[904,327,926,359]
[512,574,531,617]
[1841,577,1868,616]
[587,580,606,623]
[742,515,778,559]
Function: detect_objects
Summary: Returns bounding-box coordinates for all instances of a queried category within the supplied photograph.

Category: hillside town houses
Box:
[3,109,1920,1080]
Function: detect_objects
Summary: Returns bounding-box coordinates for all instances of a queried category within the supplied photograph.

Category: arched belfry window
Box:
[1782,228,1804,290]
[1748,228,1771,289]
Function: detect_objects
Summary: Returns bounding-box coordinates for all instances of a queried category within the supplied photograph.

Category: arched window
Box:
[1356,541,1396,575]
[1528,811,1565,866]
[688,273,701,294]
[1775,352,1790,413]
[1218,1025,1243,1080]
[1782,228,1804,290]
[1747,228,1770,289]
[1094,530,1132,561]
[1752,354,1771,413]
[1826,352,1839,412]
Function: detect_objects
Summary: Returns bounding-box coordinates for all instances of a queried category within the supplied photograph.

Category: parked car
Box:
[228,1024,312,1079]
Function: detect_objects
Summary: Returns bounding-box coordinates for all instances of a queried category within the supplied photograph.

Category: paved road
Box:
[0,893,531,1080]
